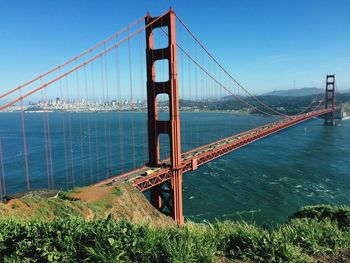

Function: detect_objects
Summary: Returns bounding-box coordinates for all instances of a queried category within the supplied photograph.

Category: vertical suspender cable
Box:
[59,71,69,190]
[100,56,110,178]
[76,59,85,185]
[139,34,147,165]
[20,91,30,192]
[91,58,100,181]
[114,46,124,173]
[0,139,2,200]
[84,65,93,184]
[194,45,199,146]
[41,86,51,189]
[0,138,5,198]
[128,38,136,169]
[151,25,158,167]
[213,58,218,138]
[66,77,75,188]
[181,48,186,151]
[188,38,192,149]
[44,83,54,189]
[104,46,113,175]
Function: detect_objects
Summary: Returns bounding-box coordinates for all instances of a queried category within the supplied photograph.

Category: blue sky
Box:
[0,0,349,97]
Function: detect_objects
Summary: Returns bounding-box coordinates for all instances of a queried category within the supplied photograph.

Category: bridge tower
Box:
[145,10,184,225]
[324,74,336,126]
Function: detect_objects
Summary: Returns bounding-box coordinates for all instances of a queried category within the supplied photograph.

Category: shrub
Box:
[291,205,350,228]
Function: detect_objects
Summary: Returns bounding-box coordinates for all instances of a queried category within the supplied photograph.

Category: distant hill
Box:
[263,87,350,97]
[263,87,323,97]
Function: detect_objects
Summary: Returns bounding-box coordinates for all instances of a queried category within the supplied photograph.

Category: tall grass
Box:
[0,205,350,262]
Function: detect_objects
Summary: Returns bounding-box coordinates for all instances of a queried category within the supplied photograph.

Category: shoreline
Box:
[0,109,269,116]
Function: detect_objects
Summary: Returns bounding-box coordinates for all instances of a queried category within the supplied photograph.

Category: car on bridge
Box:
[142,168,160,177]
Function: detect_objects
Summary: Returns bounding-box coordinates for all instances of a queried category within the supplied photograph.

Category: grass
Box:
[113,186,123,197]
[0,205,350,262]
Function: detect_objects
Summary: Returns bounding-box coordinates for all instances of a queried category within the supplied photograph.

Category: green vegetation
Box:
[0,195,89,221]
[112,185,123,197]
[291,204,350,228]
[0,205,350,262]
[0,183,173,227]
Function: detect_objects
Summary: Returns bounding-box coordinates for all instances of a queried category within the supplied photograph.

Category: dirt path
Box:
[69,184,115,203]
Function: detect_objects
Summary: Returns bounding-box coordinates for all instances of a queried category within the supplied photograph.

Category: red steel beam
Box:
[132,108,334,191]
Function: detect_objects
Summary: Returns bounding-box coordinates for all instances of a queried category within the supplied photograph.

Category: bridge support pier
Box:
[149,170,184,225]
[324,74,336,126]
[171,169,184,224]
[145,10,184,225]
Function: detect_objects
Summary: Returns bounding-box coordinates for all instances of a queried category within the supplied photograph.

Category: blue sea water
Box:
[0,112,349,225]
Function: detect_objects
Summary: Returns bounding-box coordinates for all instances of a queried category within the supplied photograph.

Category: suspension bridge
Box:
[0,9,338,225]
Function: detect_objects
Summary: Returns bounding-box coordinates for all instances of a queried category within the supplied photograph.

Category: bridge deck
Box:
[107,108,333,191]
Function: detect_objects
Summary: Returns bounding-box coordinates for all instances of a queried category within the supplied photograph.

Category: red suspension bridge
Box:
[0,9,338,225]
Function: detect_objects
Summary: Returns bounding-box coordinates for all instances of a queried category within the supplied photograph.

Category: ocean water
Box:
[182,115,350,225]
[0,112,349,225]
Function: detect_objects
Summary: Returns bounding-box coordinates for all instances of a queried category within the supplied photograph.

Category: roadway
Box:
[106,108,334,191]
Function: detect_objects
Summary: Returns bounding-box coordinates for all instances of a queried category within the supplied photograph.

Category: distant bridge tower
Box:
[325,74,336,126]
[145,10,184,225]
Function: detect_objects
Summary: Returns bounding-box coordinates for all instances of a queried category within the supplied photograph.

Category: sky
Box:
[0,0,349,98]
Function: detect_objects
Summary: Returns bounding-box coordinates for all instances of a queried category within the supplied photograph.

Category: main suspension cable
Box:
[0,16,145,100]
[175,14,289,117]
[159,26,283,117]
[0,11,169,111]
